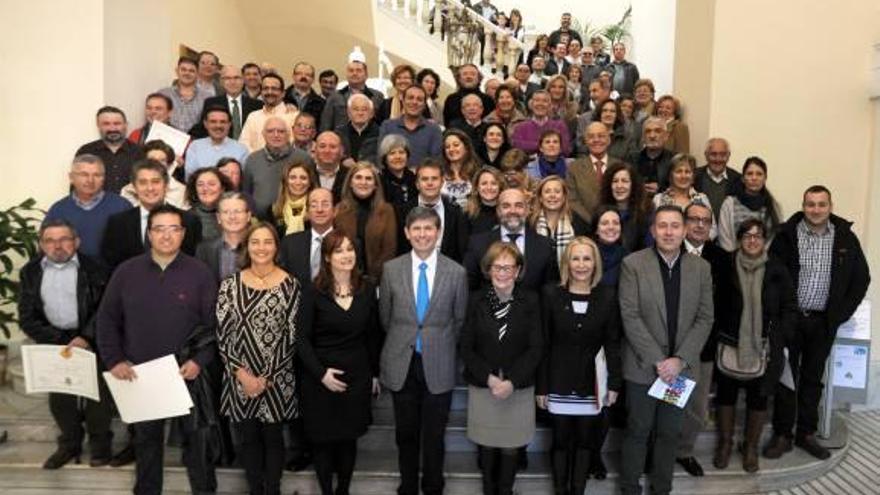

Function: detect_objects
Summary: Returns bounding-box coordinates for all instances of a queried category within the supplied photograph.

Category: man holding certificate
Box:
[97,204,219,495]
[617,204,714,495]
[18,219,113,469]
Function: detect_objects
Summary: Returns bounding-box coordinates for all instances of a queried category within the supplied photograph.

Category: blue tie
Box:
[415,261,429,353]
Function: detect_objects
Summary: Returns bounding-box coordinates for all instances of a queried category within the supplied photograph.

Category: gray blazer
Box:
[379,253,468,394]
[618,248,714,385]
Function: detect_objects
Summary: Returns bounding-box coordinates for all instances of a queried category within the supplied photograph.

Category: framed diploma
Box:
[21,345,100,401]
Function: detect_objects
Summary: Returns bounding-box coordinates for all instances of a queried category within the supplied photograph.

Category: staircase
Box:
[0,372,851,494]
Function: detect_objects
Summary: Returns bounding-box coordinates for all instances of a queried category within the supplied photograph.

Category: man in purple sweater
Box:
[97,204,218,495]
[510,90,572,157]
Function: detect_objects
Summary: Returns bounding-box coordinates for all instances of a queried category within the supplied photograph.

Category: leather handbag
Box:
[716,339,768,380]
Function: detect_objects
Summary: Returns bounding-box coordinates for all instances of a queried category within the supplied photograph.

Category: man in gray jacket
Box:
[379,206,468,495]
[618,205,714,495]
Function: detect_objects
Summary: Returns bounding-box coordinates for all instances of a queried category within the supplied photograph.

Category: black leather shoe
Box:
[43,449,81,469]
[89,456,112,467]
[108,444,135,467]
[795,434,830,460]
[676,456,704,477]
[762,434,793,459]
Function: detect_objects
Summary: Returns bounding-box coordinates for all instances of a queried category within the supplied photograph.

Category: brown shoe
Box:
[762,434,793,459]
[713,405,735,469]
[741,410,767,473]
[795,434,831,460]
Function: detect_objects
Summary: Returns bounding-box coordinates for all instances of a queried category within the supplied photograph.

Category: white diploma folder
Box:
[103,355,194,423]
[145,120,191,158]
[21,345,99,401]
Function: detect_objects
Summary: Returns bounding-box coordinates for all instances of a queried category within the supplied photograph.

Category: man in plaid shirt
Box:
[763,185,870,460]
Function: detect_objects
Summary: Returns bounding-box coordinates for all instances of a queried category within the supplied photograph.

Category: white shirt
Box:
[590,154,610,174]
[139,206,151,242]
[684,238,705,256]
[707,167,729,184]
[411,249,438,303]
[499,226,526,254]
[317,165,340,191]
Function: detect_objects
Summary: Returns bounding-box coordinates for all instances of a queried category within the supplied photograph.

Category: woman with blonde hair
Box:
[334,162,397,282]
[377,64,416,122]
[537,236,621,495]
[654,94,690,154]
[545,74,579,140]
[271,161,316,235]
[529,176,588,263]
[466,166,505,234]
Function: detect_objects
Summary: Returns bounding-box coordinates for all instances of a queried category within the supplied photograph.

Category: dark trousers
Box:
[237,420,285,495]
[48,376,113,456]
[312,439,357,495]
[132,414,216,495]
[772,312,833,437]
[391,354,452,495]
[716,372,768,410]
[619,381,685,495]
[550,413,601,494]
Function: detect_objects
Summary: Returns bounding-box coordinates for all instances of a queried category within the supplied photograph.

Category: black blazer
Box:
[464,226,560,290]
[18,253,109,348]
[283,87,326,120]
[459,286,543,388]
[537,283,622,396]
[279,230,313,286]
[189,94,262,138]
[693,240,727,362]
[545,58,571,77]
[101,206,202,269]
[397,197,469,263]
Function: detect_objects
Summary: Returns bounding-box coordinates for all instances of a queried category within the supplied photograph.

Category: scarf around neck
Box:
[735,250,768,370]
[538,155,567,178]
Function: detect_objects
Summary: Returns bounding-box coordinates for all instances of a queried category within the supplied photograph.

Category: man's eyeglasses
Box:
[686,216,712,226]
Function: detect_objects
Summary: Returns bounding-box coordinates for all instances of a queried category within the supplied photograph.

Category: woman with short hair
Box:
[186,167,234,242]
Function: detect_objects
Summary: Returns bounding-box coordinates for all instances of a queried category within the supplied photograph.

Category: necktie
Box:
[594,159,604,183]
[415,261,429,353]
[310,236,322,280]
[231,99,242,139]
[506,232,521,245]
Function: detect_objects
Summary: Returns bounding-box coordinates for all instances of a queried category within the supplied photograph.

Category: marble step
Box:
[0,425,849,495]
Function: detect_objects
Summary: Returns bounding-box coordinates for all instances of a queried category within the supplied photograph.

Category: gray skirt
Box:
[467,384,536,448]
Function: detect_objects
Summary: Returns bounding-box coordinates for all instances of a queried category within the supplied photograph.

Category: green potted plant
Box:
[0,198,43,388]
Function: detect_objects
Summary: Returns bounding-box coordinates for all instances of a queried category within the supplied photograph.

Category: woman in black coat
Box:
[459,241,543,495]
[536,236,622,495]
[712,218,796,473]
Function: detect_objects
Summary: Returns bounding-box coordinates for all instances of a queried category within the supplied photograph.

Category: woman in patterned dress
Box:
[298,230,383,495]
[216,221,301,495]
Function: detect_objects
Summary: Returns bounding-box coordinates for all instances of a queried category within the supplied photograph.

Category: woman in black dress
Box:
[536,236,622,495]
[298,230,383,495]
[216,222,301,495]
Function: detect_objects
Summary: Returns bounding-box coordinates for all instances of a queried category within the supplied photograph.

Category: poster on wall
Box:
[832,344,869,389]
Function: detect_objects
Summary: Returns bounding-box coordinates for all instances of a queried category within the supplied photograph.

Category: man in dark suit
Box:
[397,160,468,262]
[626,116,675,194]
[379,206,468,495]
[283,62,326,120]
[443,64,494,127]
[464,188,559,290]
[618,205,714,495]
[545,42,571,77]
[189,65,261,139]
[102,159,202,270]
[279,187,335,285]
[675,200,726,476]
[195,192,252,282]
[512,63,541,107]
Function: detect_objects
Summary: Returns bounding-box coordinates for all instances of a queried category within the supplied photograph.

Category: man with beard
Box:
[318,70,339,100]
[184,106,249,178]
[464,187,558,290]
[443,64,495,127]
[284,61,326,120]
[242,117,312,217]
[76,106,144,193]
[239,73,299,152]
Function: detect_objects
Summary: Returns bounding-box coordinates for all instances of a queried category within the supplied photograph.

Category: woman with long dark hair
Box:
[271,161,317,235]
[599,162,652,252]
[717,156,782,252]
[186,167,234,242]
[299,230,383,495]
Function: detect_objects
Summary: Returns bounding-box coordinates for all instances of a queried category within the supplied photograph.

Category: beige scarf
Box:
[282,196,308,235]
[735,250,767,369]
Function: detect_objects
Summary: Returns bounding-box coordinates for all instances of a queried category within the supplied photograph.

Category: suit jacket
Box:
[279,230,313,286]
[566,156,627,224]
[334,201,397,282]
[195,236,239,283]
[607,60,640,95]
[618,248,714,384]
[459,286,543,389]
[189,94,262,138]
[463,226,559,291]
[283,87,326,120]
[320,86,385,132]
[379,253,469,393]
[397,197,469,262]
[545,58,571,77]
[101,206,202,269]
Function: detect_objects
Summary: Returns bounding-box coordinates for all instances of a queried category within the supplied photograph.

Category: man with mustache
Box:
[284,61,326,121]
[75,106,144,194]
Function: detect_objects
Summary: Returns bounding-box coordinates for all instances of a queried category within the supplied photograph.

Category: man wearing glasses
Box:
[97,204,219,495]
[239,73,299,152]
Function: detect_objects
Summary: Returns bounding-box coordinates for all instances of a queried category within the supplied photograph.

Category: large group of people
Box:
[15,6,872,495]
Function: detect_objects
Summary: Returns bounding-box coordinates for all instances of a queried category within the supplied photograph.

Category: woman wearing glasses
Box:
[460,242,543,495]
